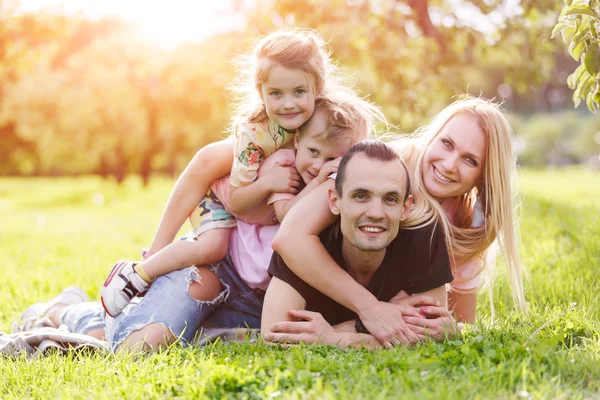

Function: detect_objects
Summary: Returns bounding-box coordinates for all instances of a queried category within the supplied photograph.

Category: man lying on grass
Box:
[261,140,454,349]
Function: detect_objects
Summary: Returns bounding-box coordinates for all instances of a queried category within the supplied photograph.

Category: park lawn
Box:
[0,169,599,399]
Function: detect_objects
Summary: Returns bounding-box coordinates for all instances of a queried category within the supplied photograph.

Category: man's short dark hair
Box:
[335,139,411,202]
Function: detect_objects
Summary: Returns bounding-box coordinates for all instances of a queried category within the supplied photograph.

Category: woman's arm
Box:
[271,174,323,222]
[447,253,484,323]
[147,140,234,254]
[272,180,418,348]
[449,291,477,323]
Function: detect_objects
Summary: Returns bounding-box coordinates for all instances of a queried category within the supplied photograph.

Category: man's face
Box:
[329,153,412,253]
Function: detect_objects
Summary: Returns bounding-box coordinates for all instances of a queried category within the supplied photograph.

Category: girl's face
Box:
[260,64,316,132]
[422,112,487,200]
[294,109,352,184]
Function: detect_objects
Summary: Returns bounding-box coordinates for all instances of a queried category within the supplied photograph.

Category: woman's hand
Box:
[403,306,461,341]
[390,289,460,341]
[264,309,343,346]
[357,301,427,347]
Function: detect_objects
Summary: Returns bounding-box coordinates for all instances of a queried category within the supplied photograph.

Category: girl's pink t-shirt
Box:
[227,149,296,291]
[229,221,278,291]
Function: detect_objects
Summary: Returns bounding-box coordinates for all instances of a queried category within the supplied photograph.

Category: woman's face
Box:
[422,112,487,200]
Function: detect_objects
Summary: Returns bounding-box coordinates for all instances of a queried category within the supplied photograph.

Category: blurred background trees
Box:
[1,0,599,182]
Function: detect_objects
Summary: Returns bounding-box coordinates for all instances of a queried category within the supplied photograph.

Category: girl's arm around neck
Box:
[272,174,323,222]
[228,178,273,215]
[229,159,301,215]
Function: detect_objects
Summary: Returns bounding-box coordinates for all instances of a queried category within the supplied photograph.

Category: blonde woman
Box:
[266,96,525,348]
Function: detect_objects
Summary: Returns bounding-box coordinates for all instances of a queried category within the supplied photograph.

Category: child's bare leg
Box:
[147,140,234,254]
[45,304,106,340]
[188,266,223,301]
[45,304,69,327]
[116,266,222,353]
[102,229,232,317]
[117,323,175,353]
[141,228,232,279]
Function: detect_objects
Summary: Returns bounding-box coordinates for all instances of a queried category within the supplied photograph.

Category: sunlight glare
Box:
[17,0,244,49]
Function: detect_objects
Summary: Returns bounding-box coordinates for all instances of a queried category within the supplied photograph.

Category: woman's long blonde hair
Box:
[392,96,525,309]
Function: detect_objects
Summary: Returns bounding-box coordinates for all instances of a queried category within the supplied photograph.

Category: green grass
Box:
[1,169,599,399]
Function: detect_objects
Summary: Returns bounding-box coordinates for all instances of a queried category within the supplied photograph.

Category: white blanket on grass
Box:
[2,317,260,357]
[1,317,109,357]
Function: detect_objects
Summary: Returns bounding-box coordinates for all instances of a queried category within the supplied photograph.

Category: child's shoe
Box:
[101,260,149,317]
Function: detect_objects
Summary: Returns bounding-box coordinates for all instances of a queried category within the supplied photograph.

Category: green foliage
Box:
[553,0,600,111]
[1,172,599,398]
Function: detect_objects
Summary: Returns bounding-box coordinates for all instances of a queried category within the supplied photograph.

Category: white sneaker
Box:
[101,260,149,318]
[20,286,88,322]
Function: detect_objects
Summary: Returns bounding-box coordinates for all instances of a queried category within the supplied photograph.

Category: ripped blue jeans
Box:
[61,254,264,350]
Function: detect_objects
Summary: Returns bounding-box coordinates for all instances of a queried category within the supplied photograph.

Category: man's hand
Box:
[389,290,439,308]
[264,160,302,194]
[264,309,342,345]
[316,158,341,184]
[357,301,429,348]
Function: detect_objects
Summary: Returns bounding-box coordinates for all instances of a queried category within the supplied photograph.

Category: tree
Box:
[236,0,565,129]
[1,1,587,177]
[553,0,600,111]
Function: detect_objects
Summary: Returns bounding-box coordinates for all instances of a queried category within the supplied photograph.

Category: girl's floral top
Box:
[230,120,296,187]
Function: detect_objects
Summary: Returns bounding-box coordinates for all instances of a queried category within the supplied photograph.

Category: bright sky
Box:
[16,0,245,49]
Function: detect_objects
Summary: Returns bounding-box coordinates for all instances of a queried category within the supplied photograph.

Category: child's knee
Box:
[188,267,222,302]
[117,323,174,353]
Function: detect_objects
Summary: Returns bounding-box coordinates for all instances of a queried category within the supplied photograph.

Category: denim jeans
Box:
[61,254,264,350]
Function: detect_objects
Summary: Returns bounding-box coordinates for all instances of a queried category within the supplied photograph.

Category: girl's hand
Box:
[264,309,342,345]
[317,158,342,184]
[265,161,302,194]
[403,306,461,341]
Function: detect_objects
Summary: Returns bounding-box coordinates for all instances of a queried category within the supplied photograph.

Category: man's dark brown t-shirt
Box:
[268,223,453,325]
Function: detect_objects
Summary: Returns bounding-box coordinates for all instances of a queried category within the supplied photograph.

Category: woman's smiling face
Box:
[422,112,487,201]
